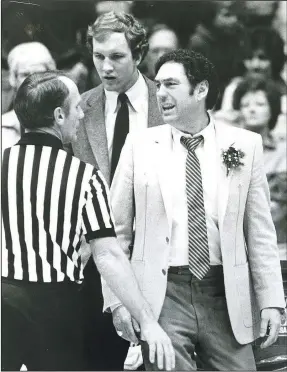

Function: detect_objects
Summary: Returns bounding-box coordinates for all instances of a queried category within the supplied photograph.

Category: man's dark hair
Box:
[245,26,285,80]
[14,71,70,130]
[233,76,281,130]
[155,49,219,110]
[87,11,149,63]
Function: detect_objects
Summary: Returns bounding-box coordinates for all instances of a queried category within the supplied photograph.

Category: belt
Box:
[168,266,190,275]
[168,265,223,276]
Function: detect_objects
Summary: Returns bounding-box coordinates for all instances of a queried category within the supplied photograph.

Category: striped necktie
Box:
[180,135,210,279]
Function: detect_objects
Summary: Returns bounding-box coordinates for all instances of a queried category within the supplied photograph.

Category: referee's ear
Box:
[54,107,65,125]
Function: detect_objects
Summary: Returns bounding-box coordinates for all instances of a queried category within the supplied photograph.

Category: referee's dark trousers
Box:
[1,277,86,371]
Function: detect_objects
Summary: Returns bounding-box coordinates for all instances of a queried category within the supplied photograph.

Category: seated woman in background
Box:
[215,26,286,137]
[232,75,287,370]
[233,76,286,259]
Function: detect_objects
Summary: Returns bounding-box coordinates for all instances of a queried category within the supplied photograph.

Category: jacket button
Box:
[162,269,166,275]
[166,237,169,243]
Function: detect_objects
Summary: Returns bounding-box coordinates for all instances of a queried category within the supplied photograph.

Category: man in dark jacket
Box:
[71,11,164,371]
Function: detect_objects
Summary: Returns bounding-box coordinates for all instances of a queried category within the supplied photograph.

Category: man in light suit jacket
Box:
[71,11,163,371]
[103,49,286,370]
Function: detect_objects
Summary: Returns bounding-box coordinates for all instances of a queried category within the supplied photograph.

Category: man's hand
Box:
[92,237,175,369]
[140,320,175,370]
[112,305,140,344]
[260,307,282,348]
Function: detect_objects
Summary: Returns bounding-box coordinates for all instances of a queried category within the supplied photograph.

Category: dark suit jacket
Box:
[72,75,164,186]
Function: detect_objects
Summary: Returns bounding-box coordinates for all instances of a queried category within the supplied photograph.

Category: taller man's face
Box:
[92,32,139,93]
[155,62,196,129]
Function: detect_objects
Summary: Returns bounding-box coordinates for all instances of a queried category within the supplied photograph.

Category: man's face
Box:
[240,90,271,131]
[16,62,48,89]
[59,77,84,143]
[155,62,196,129]
[92,32,139,93]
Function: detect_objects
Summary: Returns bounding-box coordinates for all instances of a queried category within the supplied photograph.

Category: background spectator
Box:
[241,0,279,28]
[95,1,134,15]
[216,26,286,138]
[1,41,56,152]
[233,75,287,370]
[1,0,95,94]
[243,27,286,92]
[140,23,179,79]
[187,0,246,107]
[272,1,287,85]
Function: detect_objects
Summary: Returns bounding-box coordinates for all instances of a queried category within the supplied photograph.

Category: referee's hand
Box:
[112,305,139,344]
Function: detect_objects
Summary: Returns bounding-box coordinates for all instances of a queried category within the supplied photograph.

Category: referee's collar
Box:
[17,132,63,149]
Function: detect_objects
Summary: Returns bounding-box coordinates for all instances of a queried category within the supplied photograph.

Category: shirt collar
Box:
[17,132,63,149]
[104,71,146,113]
[171,114,215,147]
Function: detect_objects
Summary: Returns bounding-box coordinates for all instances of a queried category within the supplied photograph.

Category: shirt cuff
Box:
[110,303,123,313]
[85,228,116,243]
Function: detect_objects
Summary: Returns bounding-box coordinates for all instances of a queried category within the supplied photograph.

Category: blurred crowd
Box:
[2,0,286,238]
[1,0,287,370]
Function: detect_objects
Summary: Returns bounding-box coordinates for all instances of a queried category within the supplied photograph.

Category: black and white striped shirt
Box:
[1,132,116,283]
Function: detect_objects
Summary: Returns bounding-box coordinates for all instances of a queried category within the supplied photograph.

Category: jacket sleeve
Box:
[101,133,135,312]
[243,135,285,310]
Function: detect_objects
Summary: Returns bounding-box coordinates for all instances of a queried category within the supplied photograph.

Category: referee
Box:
[1,71,175,371]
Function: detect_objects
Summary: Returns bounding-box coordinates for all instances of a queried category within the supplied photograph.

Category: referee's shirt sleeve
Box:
[82,169,116,242]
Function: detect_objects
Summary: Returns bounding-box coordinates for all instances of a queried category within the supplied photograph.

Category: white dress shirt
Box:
[104,72,149,163]
[169,120,222,266]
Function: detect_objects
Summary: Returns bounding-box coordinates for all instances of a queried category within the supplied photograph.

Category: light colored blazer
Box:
[103,121,285,345]
[72,75,164,186]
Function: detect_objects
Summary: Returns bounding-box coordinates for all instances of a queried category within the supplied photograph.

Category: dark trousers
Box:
[82,258,129,370]
[142,266,256,371]
[1,277,86,371]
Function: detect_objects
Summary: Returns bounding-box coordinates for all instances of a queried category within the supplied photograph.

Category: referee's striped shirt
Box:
[1,132,116,283]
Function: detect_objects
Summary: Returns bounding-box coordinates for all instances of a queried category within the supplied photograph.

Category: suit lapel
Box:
[152,122,241,236]
[215,122,239,230]
[84,77,162,185]
[85,87,110,184]
[153,125,173,234]
[145,77,165,128]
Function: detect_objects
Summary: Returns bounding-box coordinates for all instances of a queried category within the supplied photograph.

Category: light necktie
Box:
[180,135,210,279]
[111,93,129,181]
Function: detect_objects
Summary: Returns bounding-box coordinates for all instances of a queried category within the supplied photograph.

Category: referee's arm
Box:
[92,237,175,371]
[81,169,175,371]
